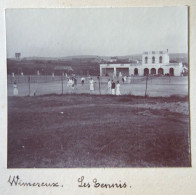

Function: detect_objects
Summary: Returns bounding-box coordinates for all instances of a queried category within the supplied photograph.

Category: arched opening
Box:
[158,68,164,75]
[151,68,156,75]
[159,56,162,63]
[145,56,148,64]
[134,68,138,75]
[144,68,149,76]
[170,68,174,76]
[152,56,155,64]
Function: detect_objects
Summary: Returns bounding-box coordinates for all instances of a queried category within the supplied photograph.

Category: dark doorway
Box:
[151,68,156,75]
[134,68,138,75]
[170,68,174,76]
[158,68,164,75]
[144,68,149,76]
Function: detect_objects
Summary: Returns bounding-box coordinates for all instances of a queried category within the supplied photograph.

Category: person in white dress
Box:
[124,76,127,83]
[67,78,72,87]
[89,78,94,92]
[116,81,121,95]
[13,81,18,96]
[107,79,112,94]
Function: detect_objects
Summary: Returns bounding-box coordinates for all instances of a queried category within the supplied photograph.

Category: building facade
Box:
[100,50,184,77]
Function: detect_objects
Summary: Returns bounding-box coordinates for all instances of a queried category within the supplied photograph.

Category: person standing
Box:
[107,79,112,94]
[111,80,116,95]
[67,78,72,87]
[122,77,124,84]
[124,76,127,83]
[89,78,94,93]
[116,81,121,95]
[13,81,18,96]
[71,78,75,90]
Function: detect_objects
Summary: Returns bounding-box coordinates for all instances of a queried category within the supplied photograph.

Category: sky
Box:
[6,7,188,58]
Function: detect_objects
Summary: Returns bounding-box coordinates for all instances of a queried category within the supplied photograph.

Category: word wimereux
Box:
[8,175,61,187]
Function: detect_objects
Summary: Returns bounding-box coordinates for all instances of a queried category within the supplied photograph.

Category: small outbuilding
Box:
[54,66,73,75]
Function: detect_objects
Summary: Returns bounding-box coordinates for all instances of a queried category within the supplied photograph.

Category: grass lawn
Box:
[8,94,190,168]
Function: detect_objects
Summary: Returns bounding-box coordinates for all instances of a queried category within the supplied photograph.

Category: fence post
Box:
[98,76,101,95]
[145,74,148,97]
[61,75,64,95]
[28,75,31,96]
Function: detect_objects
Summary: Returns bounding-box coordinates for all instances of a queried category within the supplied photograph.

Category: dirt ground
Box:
[8,94,190,168]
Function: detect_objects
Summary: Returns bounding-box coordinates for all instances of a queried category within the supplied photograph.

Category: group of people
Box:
[107,79,121,95]
[67,77,95,93]
[67,77,77,89]
[12,76,122,96]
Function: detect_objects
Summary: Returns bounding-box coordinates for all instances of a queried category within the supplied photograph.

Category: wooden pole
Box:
[28,75,30,96]
[62,75,64,95]
[98,76,101,95]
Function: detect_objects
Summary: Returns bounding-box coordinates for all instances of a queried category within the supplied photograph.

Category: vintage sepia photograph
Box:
[6,7,190,168]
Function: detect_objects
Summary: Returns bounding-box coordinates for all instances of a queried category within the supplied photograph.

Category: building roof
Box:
[143,50,168,55]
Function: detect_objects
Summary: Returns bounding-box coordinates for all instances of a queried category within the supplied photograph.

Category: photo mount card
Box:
[0,3,195,195]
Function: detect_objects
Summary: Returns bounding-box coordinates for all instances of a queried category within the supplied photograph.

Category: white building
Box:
[100,50,184,76]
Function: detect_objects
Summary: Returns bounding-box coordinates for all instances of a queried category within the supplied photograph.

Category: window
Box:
[145,56,148,64]
[152,56,155,63]
[159,56,162,63]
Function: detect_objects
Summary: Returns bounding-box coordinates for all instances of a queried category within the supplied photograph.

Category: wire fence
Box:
[7,75,188,97]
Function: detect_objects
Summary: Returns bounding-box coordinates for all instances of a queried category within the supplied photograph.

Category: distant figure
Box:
[21,72,24,76]
[119,72,122,77]
[111,80,116,95]
[13,81,18,96]
[116,81,121,95]
[107,79,112,94]
[89,78,94,92]
[67,78,73,87]
[12,73,15,77]
[122,77,124,84]
[71,78,75,90]
[124,76,127,82]
[81,77,85,85]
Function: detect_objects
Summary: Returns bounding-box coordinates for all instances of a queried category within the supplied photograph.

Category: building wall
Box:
[142,51,169,65]
[100,51,183,77]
